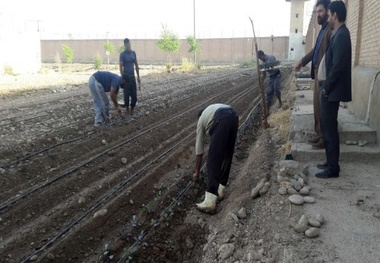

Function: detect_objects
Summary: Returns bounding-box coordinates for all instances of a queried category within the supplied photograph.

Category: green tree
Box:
[157,24,181,55]
[186,36,201,55]
[94,53,102,70]
[104,40,115,65]
[62,44,74,63]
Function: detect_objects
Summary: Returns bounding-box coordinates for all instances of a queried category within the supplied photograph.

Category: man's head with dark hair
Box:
[315,0,330,25]
[328,0,347,25]
[257,50,266,62]
[123,38,131,51]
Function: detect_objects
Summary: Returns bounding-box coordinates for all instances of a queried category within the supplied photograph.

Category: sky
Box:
[0,0,316,39]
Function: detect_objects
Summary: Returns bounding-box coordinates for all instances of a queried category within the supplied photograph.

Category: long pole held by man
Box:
[249,17,269,129]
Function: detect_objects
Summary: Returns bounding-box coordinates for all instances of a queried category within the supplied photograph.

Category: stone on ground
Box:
[305,227,320,238]
[218,243,235,260]
[289,194,304,205]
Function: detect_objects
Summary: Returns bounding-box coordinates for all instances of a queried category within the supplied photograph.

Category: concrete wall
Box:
[287,0,308,60]
[304,0,380,142]
[41,37,289,64]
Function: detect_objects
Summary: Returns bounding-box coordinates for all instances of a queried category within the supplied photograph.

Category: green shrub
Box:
[62,44,74,63]
[241,60,256,68]
[94,53,102,70]
[3,65,15,75]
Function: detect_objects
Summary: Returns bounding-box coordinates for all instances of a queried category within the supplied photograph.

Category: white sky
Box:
[1,0,316,39]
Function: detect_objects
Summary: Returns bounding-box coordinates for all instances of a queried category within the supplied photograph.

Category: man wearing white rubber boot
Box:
[193,103,239,214]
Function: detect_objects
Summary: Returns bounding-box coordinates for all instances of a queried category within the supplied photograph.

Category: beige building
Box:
[286,0,310,60]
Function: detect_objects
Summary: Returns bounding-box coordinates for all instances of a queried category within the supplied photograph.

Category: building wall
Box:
[305,0,380,68]
[40,37,289,65]
[288,0,307,60]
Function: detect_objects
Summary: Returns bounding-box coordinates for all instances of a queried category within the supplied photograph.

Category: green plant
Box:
[104,40,115,54]
[157,24,181,54]
[104,40,115,65]
[165,63,172,73]
[186,35,201,55]
[241,59,256,68]
[3,65,15,75]
[94,53,102,70]
[119,45,125,53]
[181,58,195,71]
[62,44,74,63]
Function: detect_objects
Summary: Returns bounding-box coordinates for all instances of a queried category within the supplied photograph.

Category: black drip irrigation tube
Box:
[21,132,194,263]
[0,70,251,169]
[16,77,257,262]
[0,83,251,212]
[118,98,263,262]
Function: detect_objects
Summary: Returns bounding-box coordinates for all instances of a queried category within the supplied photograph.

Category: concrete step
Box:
[291,90,377,144]
[291,142,380,162]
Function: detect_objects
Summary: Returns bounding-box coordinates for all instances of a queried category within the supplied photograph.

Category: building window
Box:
[296,13,299,18]
[295,29,298,34]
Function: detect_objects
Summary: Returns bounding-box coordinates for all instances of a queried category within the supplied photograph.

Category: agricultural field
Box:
[0,66,317,263]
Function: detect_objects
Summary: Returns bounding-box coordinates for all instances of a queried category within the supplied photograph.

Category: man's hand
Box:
[294,60,303,71]
[137,77,141,91]
[192,171,200,181]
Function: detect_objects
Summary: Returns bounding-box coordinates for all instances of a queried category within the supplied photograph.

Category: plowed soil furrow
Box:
[0,68,260,262]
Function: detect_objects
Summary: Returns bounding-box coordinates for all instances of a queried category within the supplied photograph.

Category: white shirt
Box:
[195,103,231,155]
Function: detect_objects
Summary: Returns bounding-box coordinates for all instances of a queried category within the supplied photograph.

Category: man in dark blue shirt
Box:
[258,50,282,115]
[88,71,123,127]
[119,38,141,117]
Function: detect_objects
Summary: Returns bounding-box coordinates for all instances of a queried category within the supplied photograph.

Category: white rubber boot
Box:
[218,184,226,201]
[196,192,218,214]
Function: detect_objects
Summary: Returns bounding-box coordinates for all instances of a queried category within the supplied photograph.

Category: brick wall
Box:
[41,37,289,65]
[305,0,380,68]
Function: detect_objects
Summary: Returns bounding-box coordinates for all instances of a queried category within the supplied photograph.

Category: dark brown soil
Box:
[0,67,274,262]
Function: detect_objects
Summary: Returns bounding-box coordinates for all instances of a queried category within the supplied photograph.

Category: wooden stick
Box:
[249,17,269,129]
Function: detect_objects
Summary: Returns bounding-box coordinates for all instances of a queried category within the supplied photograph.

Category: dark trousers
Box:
[123,75,137,108]
[320,92,340,173]
[311,70,322,138]
[207,109,239,195]
[267,73,281,107]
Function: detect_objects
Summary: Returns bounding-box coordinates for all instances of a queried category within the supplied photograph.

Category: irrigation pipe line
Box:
[1,70,252,169]
[0,82,254,212]
[21,132,195,263]
[119,96,263,262]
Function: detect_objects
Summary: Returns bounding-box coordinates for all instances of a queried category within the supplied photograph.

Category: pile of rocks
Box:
[276,161,314,205]
[251,173,271,199]
[293,213,325,238]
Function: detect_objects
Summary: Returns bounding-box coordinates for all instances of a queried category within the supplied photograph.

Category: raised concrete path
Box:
[290,79,380,162]
[288,78,380,263]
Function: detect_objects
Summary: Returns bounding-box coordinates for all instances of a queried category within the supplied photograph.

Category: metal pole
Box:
[193,0,196,63]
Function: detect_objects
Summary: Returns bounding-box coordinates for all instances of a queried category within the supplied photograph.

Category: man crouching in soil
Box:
[193,103,239,214]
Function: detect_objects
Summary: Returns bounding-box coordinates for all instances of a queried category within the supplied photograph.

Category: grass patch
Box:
[241,60,257,68]
[3,65,16,76]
